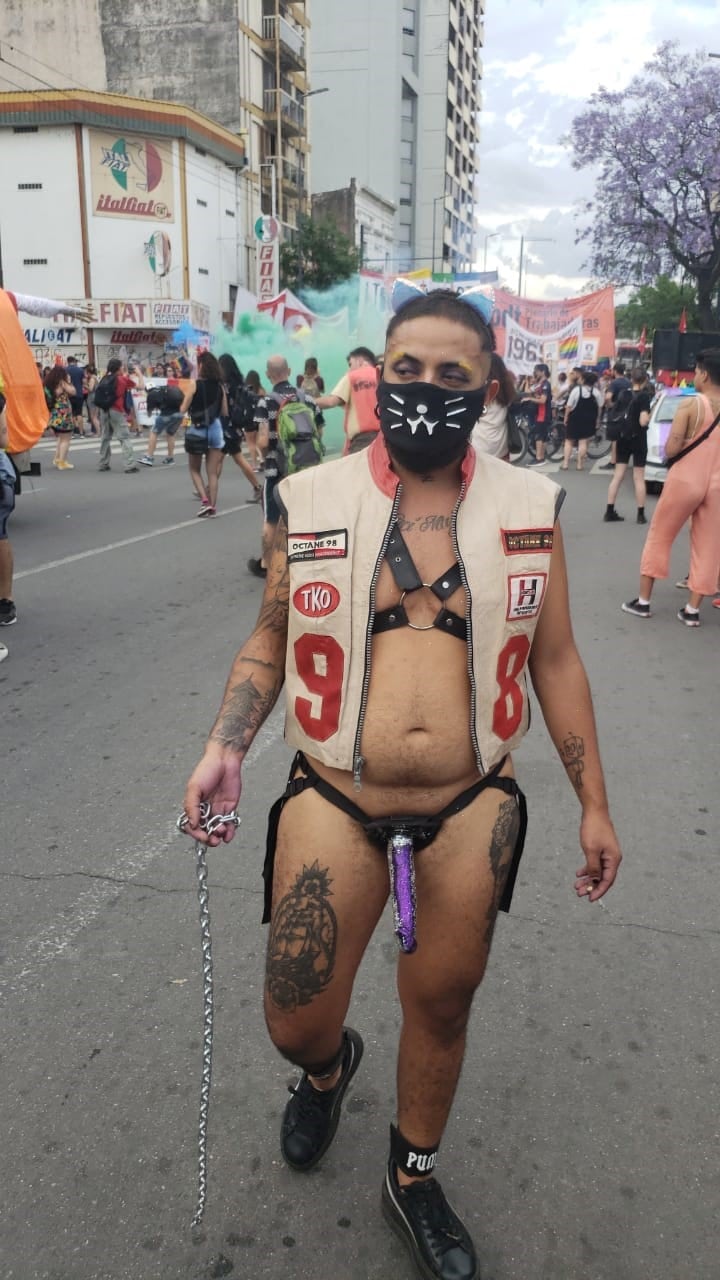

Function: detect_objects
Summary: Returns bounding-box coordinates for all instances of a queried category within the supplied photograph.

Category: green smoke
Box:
[214,275,387,452]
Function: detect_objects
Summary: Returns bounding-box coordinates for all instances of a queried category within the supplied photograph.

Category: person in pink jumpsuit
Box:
[622,348,720,626]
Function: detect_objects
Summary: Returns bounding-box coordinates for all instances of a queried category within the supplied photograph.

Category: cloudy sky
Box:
[475,0,718,298]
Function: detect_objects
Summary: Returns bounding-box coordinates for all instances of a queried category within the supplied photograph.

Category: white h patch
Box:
[506,572,547,620]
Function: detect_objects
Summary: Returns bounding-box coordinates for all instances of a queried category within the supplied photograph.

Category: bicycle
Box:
[508,411,529,465]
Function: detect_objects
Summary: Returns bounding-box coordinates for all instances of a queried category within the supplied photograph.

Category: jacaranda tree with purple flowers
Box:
[568,43,720,328]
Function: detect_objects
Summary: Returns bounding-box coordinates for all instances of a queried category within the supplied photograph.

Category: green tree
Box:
[280,214,360,292]
[615,277,701,337]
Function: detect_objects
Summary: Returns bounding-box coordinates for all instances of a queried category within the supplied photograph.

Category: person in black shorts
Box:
[522,362,553,465]
[604,369,652,523]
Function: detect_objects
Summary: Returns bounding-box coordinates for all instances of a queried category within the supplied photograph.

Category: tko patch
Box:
[507,572,548,620]
[501,528,554,555]
[288,529,348,562]
[293,581,341,618]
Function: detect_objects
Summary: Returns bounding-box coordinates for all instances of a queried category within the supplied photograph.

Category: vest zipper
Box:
[450,484,485,775]
[353,484,403,790]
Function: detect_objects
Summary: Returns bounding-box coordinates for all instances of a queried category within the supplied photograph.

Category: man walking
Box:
[522,361,553,466]
[316,346,379,453]
[247,355,321,578]
[601,361,632,471]
[95,359,139,473]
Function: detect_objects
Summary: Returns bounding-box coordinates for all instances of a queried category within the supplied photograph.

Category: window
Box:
[196,198,208,207]
[402,6,416,34]
[23,258,48,265]
[229,284,238,312]
[198,267,209,276]
[399,181,413,206]
[401,91,416,121]
[194,146,207,156]
[400,139,414,161]
[13,125,38,133]
[225,208,235,217]
[18,182,43,190]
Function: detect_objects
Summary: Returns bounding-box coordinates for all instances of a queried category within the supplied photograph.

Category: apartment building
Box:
[309,0,484,272]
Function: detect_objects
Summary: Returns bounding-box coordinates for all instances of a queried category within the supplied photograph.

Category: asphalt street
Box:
[2,434,718,1280]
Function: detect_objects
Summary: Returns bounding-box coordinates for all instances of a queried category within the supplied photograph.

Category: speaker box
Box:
[679,332,720,369]
[651,330,680,369]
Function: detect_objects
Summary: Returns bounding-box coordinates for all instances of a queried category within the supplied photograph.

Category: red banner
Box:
[492,286,616,365]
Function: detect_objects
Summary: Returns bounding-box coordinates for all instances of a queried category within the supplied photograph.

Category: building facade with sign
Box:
[0,91,249,367]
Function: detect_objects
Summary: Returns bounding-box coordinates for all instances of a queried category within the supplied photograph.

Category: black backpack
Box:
[146,384,183,415]
[606,387,633,441]
[94,373,117,410]
[228,384,256,433]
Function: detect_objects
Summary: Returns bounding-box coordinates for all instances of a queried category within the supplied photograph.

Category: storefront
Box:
[89,298,211,371]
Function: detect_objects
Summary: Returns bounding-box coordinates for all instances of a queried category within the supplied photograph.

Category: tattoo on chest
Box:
[560,733,586,790]
[397,513,452,534]
[266,861,337,1011]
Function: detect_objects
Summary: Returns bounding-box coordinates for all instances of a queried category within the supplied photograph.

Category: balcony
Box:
[264,88,305,136]
[262,13,306,70]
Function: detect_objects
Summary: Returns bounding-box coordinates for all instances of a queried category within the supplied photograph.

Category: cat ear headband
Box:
[391,277,495,325]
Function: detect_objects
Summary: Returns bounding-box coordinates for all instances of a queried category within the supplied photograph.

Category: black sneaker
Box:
[247,557,267,579]
[382,1159,480,1280]
[636,511,647,524]
[677,607,700,628]
[603,509,624,522]
[599,460,615,470]
[621,598,651,618]
[280,1027,363,1171]
[0,598,17,626]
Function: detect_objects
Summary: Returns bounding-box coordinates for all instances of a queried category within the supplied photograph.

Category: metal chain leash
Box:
[177,802,240,1228]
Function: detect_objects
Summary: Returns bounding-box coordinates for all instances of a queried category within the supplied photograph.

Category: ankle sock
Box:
[638,596,651,607]
[684,605,699,616]
[390,1123,439,1178]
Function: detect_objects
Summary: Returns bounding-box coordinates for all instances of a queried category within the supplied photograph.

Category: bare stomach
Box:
[307,632,513,817]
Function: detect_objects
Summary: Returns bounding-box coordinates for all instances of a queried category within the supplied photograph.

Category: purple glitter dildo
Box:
[388,832,417,954]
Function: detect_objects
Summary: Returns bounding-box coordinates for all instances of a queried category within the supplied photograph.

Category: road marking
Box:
[14,502,254,579]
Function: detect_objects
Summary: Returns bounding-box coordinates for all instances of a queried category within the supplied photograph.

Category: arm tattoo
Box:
[266,861,337,1011]
[210,673,281,753]
[257,518,290,635]
[560,733,586,791]
[484,798,520,948]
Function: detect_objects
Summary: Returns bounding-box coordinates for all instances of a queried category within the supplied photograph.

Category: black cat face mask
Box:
[376,380,488,472]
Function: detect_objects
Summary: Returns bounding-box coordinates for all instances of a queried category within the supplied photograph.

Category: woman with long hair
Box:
[45,366,76,469]
[471,352,516,460]
[242,369,265,469]
[180,351,228,517]
[218,354,262,503]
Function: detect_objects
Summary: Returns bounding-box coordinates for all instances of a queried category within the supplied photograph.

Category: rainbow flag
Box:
[559,331,579,360]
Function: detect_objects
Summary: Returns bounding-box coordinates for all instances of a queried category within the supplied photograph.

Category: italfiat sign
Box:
[89,130,174,222]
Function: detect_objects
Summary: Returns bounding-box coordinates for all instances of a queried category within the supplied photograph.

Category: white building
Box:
[0,90,249,367]
[311,179,396,272]
[309,0,484,273]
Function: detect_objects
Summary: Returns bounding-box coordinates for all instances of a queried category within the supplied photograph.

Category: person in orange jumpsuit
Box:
[622,348,720,626]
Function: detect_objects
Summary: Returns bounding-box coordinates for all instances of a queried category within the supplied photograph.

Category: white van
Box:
[644,387,697,492]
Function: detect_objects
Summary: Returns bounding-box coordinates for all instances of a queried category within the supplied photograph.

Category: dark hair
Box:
[489,353,516,408]
[534,363,550,377]
[581,370,598,387]
[219,353,243,385]
[45,366,69,399]
[557,371,567,384]
[695,348,720,385]
[198,351,222,382]
[386,290,494,354]
[84,364,96,375]
[613,361,626,375]
[631,367,648,387]
[348,346,376,364]
[245,369,263,394]
[305,357,318,373]
[67,355,77,365]
[107,358,122,375]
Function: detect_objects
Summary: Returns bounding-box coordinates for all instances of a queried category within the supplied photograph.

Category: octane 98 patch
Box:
[506,572,547,620]
[287,529,348,563]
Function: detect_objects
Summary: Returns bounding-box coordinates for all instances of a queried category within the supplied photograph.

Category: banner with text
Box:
[493,286,615,365]
[505,316,584,375]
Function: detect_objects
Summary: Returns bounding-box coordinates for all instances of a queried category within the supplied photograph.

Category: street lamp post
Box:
[432,195,445,274]
[483,231,500,272]
[518,236,554,297]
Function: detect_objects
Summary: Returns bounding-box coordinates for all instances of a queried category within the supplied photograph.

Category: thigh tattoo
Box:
[266,861,338,1012]
[484,798,520,947]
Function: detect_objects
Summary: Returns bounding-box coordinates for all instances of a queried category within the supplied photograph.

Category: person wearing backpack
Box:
[600,362,632,472]
[218,354,262,503]
[179,351,228,517]
[95,358,139,473]
[603,369,652,523]
[248,354,323,578]
[138,382,185,466]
